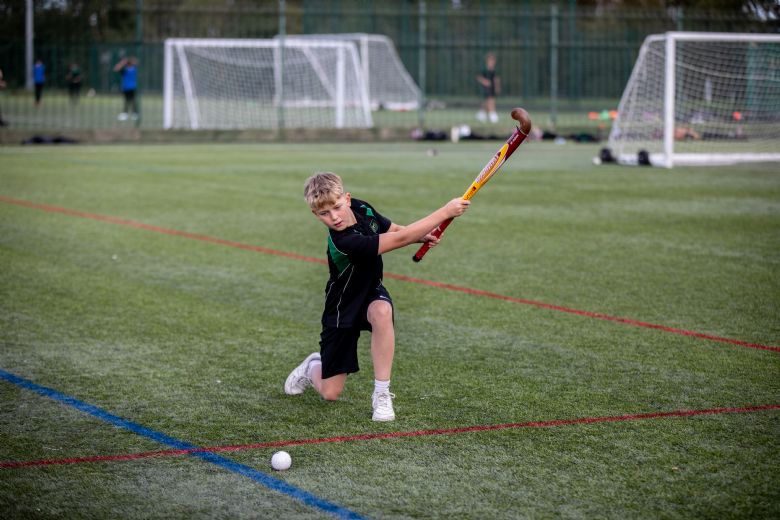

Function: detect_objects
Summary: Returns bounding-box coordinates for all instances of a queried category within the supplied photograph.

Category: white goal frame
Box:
[609,32,780,168]
[163,38,373,130]
[280,33,422,111]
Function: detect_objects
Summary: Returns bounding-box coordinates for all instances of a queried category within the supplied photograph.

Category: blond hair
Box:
[303,172,344,210]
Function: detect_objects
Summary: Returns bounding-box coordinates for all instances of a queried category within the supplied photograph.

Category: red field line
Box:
[384,273,780,352]
[2,404,778,470]
[1,195,777,353]
[0,195,323,265]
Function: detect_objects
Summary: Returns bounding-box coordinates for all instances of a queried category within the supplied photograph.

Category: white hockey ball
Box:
[271,451,292,471]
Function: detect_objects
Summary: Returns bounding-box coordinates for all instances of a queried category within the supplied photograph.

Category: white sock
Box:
[374,379,390,394]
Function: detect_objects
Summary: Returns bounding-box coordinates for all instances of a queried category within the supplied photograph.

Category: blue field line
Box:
[0,368,366,520]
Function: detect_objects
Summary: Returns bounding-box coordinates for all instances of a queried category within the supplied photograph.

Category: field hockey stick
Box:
[412,107,532,263]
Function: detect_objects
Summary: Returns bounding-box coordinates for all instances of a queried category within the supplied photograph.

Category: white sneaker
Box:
[284,352,320,395]
[489,111,499,123]
[372,391,396,421]
[117,112,128,121]
[476,110,487,122]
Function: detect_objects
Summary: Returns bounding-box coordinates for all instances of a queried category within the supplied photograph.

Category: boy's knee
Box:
[367,301,393,325]
[318,373,347,401]
[320,389,341,401]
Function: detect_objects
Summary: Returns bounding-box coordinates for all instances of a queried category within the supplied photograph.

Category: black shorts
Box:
[319,285,393,379]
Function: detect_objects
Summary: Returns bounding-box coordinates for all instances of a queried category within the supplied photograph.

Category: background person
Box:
[66,62,83,105]
[476,52,501,123]
[113,56,138,121]
[33,59,45,107]
[0,68,7,126]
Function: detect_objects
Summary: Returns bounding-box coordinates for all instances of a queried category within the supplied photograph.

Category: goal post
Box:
[163,38,373,130]
[279,33,422,111]
[608,32,780,168]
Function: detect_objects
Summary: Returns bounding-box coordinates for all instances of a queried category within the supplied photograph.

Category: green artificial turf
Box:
[1,141,778,519]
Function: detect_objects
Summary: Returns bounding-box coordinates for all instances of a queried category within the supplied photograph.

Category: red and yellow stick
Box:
[412,107,532,263]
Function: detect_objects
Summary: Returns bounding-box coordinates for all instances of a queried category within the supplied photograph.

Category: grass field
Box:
[1,140,778,519]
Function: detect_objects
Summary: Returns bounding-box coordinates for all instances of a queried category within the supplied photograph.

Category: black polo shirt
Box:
[322,198,392,328]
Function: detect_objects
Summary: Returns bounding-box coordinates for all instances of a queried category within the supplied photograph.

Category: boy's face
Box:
[312,192,355,231]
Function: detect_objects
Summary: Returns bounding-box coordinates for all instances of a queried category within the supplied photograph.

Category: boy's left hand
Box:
[421,233,441,246]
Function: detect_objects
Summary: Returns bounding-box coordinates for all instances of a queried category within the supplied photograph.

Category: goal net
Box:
[281,34,422,111]
[163,38,373,130]
[608,32,780,167]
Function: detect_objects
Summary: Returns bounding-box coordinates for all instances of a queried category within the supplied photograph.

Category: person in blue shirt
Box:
[33,59,45,107]
[113,56,138,121]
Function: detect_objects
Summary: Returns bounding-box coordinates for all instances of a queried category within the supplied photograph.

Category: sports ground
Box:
[1,140,778,518]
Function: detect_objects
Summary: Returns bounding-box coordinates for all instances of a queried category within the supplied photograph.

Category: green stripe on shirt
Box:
[327,234,351,275]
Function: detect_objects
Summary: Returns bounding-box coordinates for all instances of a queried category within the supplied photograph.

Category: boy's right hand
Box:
[444,198,470,218]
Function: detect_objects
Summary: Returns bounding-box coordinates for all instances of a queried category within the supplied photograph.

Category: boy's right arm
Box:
[377,198,469,255]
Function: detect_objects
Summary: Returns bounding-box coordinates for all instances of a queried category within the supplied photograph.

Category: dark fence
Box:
[0,1,775,133]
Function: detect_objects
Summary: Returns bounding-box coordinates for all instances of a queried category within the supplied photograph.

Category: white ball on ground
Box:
[592,156,602,165]
[271,450,292,471]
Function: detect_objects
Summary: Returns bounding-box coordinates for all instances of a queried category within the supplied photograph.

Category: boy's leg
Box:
[310,367,347,401]
[367,299,396,421]
[284,352,320,395]
[367,299,394,380]
[286,327,358,401]
[284,351,347,401]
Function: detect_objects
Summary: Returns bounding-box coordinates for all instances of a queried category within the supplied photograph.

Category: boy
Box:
[285,172,470,421]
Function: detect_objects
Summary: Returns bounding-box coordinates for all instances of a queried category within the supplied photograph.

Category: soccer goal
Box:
[163,38,373,130]
[608,32,780,167]
[280,34,422,111]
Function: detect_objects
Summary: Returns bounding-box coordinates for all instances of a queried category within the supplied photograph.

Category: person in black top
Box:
[66,63,83,105]
[285,172,470,421]
[476,52,501,123]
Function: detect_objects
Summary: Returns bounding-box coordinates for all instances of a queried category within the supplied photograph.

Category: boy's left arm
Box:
[386,223,439,245]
